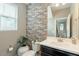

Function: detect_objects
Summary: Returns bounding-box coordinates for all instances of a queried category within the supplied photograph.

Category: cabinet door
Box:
[41,45,54,55]
[41,52,51,56]
[41,45,79,56]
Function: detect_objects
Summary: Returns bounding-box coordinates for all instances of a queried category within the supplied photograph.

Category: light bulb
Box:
[55,3,59,7]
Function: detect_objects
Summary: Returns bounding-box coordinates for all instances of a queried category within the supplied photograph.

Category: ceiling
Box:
[51,3,72,11]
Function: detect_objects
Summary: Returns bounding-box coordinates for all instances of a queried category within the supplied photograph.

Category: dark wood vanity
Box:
[40,45,79,56]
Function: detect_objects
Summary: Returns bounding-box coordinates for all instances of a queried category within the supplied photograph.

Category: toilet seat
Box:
[22,50,36,56]
[17,42,40,56]
[17,46,29,56]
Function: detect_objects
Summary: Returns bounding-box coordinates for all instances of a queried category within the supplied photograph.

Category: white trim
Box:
[55,17,68,20]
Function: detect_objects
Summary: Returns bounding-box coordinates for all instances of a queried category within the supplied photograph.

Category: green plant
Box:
[17,36,29,47]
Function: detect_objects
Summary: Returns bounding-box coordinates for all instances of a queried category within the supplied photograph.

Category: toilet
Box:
[17,45,36,56]
[17,42,40,56]
[22,50,36,56]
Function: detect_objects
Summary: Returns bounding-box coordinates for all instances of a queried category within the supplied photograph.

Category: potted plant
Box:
[17,36,29,47]
[16,36,32,55]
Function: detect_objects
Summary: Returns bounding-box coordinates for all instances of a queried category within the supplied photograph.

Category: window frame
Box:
[0,4,18,31]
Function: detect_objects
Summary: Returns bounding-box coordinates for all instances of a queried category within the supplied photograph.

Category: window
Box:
[0,4,18,31]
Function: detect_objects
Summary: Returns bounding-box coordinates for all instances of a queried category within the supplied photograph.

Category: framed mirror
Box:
[56,17,70,38]
[47,3,72,38]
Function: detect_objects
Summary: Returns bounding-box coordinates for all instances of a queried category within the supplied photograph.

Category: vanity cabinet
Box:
[41,45,79,56]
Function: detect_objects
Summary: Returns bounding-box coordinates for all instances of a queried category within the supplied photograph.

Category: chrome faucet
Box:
[71,37,77,44]
[57,37,63,42]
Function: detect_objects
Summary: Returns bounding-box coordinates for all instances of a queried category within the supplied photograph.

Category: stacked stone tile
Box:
[26,3,50,41]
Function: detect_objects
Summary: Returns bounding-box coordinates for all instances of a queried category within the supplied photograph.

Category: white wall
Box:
[70,3,79,39]
[0,3,26,56]
[48,6,56,36]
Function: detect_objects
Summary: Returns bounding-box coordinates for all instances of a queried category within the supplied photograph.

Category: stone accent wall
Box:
[26,3,49,41]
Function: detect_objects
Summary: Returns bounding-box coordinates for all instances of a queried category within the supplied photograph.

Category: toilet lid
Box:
[22,50,36,56]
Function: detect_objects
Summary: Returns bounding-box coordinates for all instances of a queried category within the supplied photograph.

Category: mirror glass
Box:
[47,3,72,38]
